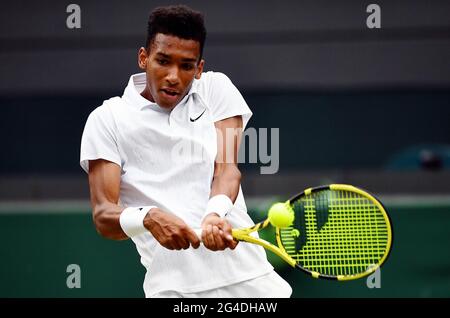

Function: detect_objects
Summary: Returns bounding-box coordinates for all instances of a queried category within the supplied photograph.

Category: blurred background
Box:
[1,0,449,297]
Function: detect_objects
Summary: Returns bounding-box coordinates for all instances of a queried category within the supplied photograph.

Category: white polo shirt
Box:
[80,71,273,296]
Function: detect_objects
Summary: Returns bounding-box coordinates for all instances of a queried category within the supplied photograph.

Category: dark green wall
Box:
[244,91,450,170]
[1,90,449,174]
[0,213,145,297]
[1,201,449,298]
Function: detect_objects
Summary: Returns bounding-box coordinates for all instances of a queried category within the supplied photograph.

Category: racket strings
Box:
[280,190,389,277]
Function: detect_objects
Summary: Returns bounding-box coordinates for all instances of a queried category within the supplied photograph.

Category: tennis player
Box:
[80,5,292,298]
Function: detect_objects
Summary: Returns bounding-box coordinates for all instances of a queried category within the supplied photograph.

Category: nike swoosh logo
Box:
[190,109,206,122]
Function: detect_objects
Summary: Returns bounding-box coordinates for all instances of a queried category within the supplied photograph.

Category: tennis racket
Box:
[196,184,393,281]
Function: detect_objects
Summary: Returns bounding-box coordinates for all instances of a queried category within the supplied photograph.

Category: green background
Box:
[1,200,449,298]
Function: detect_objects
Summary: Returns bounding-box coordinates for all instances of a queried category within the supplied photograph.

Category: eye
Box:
[157,58,169,66]
[182,63,194,71]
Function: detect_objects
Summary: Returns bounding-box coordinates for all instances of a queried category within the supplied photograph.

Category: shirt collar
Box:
[122,72,199,111]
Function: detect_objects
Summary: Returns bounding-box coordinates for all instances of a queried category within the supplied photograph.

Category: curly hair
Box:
[145,5,207,59]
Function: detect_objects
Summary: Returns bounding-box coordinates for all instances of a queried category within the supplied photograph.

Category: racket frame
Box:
[233,184,393,281]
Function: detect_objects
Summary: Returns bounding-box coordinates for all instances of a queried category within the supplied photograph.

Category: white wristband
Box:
[119,206,156,237]
[204,194,234,219]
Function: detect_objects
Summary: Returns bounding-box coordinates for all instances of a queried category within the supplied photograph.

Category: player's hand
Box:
[143,208,200,250]
[201,213,238,251]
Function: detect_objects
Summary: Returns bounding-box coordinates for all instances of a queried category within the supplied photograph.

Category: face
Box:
[138,33,204,109]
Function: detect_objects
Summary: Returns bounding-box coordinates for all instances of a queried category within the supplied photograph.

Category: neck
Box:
[140,86,155,103]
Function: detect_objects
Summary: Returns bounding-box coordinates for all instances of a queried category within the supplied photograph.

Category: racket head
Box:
[275,184,393,281]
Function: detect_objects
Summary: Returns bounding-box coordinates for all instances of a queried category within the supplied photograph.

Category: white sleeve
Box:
[79,106,121,173]
[206,72,253,129]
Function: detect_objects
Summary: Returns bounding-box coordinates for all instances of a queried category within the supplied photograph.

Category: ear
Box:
[195,59,205,80]
[138,47,148,70]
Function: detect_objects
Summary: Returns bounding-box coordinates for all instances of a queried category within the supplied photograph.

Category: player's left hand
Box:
[201,213,238,251]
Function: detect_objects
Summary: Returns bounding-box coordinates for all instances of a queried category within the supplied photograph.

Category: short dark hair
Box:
[145,5,207,59]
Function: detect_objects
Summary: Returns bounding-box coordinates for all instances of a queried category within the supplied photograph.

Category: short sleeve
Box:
[79,106,121,173]
[206,72,253,129]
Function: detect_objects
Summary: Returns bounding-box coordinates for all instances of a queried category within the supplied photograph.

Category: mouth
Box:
[160,88,180,98]
[159,88,181,106]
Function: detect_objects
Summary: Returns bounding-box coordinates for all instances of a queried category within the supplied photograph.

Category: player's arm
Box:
[88,159,126,240]
[88,159,200,249]
[210,116,242,202]
[201,115,242,251]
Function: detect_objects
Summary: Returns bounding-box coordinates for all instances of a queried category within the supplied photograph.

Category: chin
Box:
[157,100,176,109]
[156,96,181,109]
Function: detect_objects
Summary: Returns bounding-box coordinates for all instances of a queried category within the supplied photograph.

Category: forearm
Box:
[93,202,127,240]
[210,164,241,202]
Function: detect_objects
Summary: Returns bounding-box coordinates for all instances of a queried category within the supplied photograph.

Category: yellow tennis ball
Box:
[268,203,294,228]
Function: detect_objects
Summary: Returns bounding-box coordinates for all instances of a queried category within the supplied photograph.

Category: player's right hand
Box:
[201,213,238,251]
[143,207,201,250]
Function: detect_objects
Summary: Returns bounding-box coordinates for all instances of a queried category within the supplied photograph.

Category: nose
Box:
[166,66,180,86]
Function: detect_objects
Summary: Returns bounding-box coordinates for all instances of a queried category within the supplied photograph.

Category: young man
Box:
[80,5,292,298]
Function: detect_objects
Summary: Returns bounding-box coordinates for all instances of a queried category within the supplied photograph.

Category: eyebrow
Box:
[181,58,197,63]
[156,52,170,59]
[156,52,197,63]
